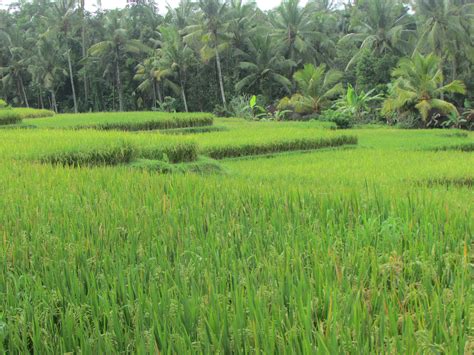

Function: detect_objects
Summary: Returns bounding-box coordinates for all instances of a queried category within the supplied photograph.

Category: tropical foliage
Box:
[0,0,472,126]
[382,53,466,125]
[278,63,343,115]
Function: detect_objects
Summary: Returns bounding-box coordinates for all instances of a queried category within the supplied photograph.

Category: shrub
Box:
[205,135,358,159]
[396,112,421,129]
[228,95,253,119]
[319,109,353,129]
[0,99,9,109]
[0,110,22,126]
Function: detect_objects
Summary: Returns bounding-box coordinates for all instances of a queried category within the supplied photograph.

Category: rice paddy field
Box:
[0,111,473,353]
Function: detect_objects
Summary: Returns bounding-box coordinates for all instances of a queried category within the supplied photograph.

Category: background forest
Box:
[0,0,473,127]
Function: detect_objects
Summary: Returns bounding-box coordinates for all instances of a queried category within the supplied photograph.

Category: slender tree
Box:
[235,35,294,99]
[88,12,148,111]
[159,26,195,112]
[184,0,231,108]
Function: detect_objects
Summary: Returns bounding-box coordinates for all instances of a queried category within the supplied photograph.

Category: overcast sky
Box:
[1,0,309,12]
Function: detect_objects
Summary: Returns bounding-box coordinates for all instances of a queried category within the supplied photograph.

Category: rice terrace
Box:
[0,0,473,353]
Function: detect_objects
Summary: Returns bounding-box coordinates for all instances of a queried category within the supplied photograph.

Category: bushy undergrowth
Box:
[205,135,357,159]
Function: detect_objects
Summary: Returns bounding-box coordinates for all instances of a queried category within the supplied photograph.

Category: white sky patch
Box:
[1,0,309,13]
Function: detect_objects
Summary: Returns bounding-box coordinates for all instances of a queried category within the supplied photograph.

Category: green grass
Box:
[0,129,198,164]
[0,109,22,125]
[204,135,357,159]
[130,156,225,174]
[12,107,55,119]
[25,111,214,130]
[0,114,473,353]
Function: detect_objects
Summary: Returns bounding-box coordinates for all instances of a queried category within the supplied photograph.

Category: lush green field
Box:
[0,113,472,353]
[24,111,213,130]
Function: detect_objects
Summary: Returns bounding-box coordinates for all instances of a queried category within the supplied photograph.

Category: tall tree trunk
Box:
[67,49,78,113]
[452,57,457,82]
[215,47,226,108]
[19,76,29,108]
[80,3,89,109]
[39,89,44,109]
[115,59,124,111]
[156,81,163,104]
[180,77,188,112]
[152,80,157,109]
[51,90,58,113]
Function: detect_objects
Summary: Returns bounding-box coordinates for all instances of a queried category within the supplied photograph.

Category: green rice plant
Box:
[76,116,213,131]
[0,130,199,165]
[0,164,471,353]
[204,135,357,159]
[434,142,474,152]
[12,107,55,119]
[130,156,224,174]
[26,111,214,130]
[0,109,22,125]
[138,141,198,163]
[159,126,227,135]
[40,140,135,167]
[0,115,473,353]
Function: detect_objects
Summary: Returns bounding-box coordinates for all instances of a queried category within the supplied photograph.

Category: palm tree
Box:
[413,0,474,80]
[235,35,294,99]
[159,26,195,112]
[0,46,30,108]
[45,0,80,113]
[88,11,148,111]
[278,63,344,114]
[341,0,414,69]
[30,33,67,113]
[382,53,466,125]
[165,0,197,30]
[294,63,343,113]
[269,0,315,65]
[184,0,231,108]
[134,55,173,109]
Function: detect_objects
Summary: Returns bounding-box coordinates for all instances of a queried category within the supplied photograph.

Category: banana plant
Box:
[334,84,383,121]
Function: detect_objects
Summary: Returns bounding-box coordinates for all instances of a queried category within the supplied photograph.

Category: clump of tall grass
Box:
[434,142,474,152]
[131,157,224,174]
[205,135,358,159]
[39,140,199,167]
[0,109,22,125]
[39,141,136,166]
[76,116,213,131]
[138,141,198,163]
[13,107,55,119]
[159,125,226,135]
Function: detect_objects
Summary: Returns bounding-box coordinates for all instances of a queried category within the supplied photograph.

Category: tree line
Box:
[0,0,472,117]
